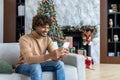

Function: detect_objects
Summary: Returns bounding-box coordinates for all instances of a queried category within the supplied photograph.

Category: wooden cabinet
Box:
[100,0,120,64]
[4,0,16,42]
[4,0,25,42]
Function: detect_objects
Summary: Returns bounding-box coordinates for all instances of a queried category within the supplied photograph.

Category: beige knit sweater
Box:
[15,31,55,68]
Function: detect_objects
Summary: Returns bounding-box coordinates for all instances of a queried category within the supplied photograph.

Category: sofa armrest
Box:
[61,53,86,80]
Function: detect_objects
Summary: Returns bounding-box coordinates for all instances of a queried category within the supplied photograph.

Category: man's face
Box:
[35,25,50,37]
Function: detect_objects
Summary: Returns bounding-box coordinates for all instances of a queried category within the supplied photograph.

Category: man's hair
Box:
[32,14,52,30]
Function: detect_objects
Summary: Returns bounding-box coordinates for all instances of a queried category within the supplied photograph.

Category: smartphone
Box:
[62,42,70,48]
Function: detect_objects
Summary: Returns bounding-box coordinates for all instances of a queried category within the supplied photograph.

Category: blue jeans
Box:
[15,60,65,80]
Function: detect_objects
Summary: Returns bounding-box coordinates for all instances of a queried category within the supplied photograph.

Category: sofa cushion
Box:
[0,59,13,74]
[0,64,77,80]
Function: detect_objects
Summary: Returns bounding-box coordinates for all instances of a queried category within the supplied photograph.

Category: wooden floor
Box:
[86,64,120,80]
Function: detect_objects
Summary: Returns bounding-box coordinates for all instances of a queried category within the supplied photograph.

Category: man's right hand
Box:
[49,48,69,60]
[49,48,62,60]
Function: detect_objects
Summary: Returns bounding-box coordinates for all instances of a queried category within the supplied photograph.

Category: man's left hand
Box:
[59,48,69,59]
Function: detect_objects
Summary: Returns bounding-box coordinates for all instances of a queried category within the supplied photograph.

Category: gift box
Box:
[85,57,92,69]
[78,48,93,69]
[69,47,75,53]
[77,48,87,57]
[65,36,73,48]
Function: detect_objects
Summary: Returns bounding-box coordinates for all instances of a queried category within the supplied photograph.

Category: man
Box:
[15,14,69,80]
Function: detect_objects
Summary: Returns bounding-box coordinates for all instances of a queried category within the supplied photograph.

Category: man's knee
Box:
[55,60,65,69]
[29,64,42,73]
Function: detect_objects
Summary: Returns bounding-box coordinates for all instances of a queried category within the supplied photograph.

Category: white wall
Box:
[0,0,3,43]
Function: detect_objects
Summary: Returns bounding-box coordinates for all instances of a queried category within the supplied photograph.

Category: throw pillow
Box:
[0,59,13,74]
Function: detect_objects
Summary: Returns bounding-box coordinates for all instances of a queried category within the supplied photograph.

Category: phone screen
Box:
[62,42,70,48]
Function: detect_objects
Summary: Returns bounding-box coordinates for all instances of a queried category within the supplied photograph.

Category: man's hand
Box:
[59,48,69,59]
[49,48,63,60]
[49,48,69,60]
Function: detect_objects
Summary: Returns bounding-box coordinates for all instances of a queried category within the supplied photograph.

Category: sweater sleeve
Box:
[19,36,48,64]
[47,37,55,53]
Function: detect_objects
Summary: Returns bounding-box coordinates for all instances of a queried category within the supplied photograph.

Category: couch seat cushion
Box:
[0,64,77,80]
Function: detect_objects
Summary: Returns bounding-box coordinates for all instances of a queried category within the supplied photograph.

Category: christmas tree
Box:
[37,0,65,47]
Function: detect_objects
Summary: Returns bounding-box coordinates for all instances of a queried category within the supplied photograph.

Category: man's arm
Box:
[19,36,52,64]
[47,37,69,60]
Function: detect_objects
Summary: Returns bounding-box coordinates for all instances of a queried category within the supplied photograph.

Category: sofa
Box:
[0,43,86,80]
